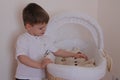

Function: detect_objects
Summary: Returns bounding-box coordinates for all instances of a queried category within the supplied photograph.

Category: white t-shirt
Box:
[15,32,57,80]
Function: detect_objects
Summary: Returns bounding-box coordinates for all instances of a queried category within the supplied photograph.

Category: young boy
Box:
[15,3,87,80]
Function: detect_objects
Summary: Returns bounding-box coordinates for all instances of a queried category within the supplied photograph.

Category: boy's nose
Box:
[43,29,45,31]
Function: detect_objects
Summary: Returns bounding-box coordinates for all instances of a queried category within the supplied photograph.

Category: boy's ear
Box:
[25,23,32,30]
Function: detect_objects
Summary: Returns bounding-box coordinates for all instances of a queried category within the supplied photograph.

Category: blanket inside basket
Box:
[55,48,95,67]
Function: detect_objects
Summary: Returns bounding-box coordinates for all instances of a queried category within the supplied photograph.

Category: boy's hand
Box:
[74,52,88,60]
[41,58,53,68]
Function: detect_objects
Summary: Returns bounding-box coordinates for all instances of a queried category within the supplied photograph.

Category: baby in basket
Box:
[45,48,95,67]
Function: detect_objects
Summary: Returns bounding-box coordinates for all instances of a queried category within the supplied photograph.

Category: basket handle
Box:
[47,13,104,51]
[102,50,112,72]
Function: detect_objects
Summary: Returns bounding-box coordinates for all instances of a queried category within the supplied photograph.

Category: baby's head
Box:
[23,3,49,36]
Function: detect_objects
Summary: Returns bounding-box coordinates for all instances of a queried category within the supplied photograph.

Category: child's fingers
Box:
[44,58,53,63]
[74,53,88,60]
[41,59,53,68]
[80,54,88,60]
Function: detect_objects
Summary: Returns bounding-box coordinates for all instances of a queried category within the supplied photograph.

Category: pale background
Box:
[0,0,119,80]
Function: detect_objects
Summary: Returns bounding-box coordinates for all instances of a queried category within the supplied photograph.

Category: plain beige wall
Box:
[0,0,98,80]
[98,0,120,80]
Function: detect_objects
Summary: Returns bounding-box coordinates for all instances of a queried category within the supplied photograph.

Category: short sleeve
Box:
[16,36,29,60]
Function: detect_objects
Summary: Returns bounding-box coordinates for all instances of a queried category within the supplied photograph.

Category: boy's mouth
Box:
[41,32,45,35]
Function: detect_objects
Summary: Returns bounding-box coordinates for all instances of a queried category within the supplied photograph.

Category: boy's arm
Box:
[54,49,88,60]
[18,55,52,69]
[54,49,75,57]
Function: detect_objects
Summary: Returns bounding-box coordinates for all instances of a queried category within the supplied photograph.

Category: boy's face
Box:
[26,23,47,36]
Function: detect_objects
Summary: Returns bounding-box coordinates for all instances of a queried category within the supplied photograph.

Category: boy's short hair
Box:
[23,3,49,26]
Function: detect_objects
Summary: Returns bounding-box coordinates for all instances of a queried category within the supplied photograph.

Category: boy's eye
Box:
[39,28,43,30]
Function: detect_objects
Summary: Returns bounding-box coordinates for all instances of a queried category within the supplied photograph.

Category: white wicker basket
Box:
[45,12,107,80]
